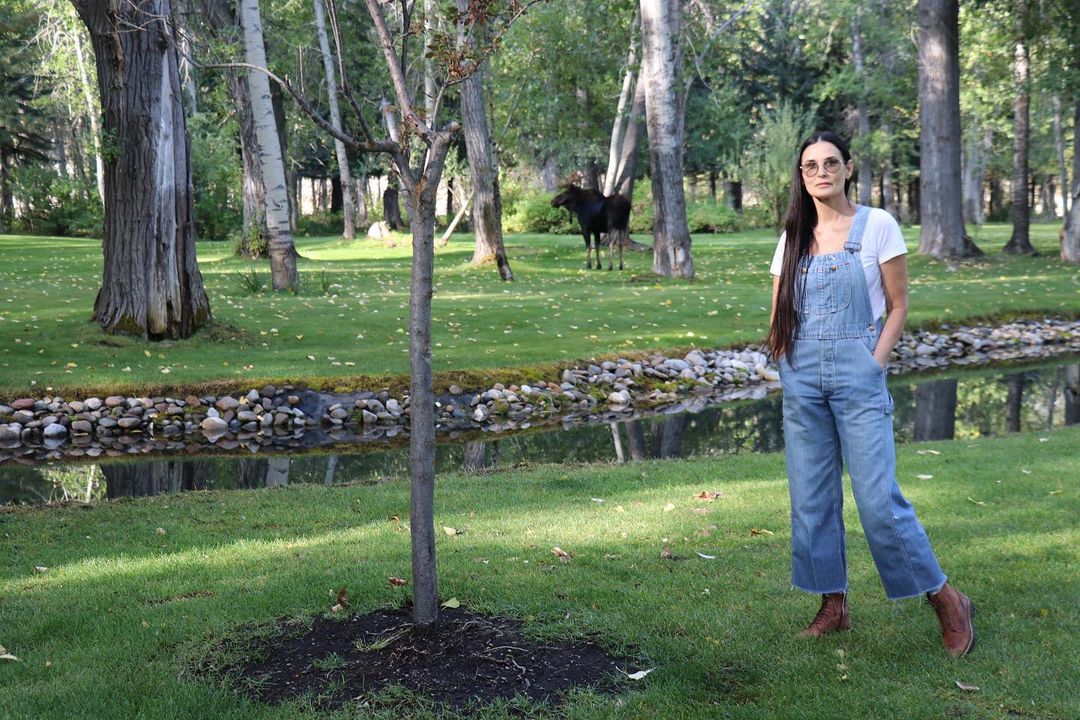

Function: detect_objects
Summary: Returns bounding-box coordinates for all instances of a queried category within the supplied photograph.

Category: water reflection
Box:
[2,361,1077,505]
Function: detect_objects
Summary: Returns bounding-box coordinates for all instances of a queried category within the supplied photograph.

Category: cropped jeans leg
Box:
[831,343,947,599]
[783,384,848,595]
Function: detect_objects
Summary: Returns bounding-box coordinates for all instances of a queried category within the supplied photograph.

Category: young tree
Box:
[71,0,211,338]
[640,0,693,278]
[240,0,298,289]
[917,0,982,257]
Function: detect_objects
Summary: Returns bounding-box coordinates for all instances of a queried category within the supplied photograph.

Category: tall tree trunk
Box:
[640,0,693,278]
[605,12,640,197]
[1062,99,1080,263]
[851,10,873,205]
[230,72,267,257]
[456,0,513,280]
[313,0,356,239]
[1052,94,1070,216]
[174,0,198,114]
[73,29,105,206]
[1004,10,1037,256]
[240,0,298,290]
[615,76,646,201]
[916,0,981,257]
[656,414,687,458]
[74,0,211,339]
[914,379,957,440]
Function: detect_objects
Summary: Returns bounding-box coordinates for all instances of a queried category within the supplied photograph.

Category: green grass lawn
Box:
[1,428,1077,719]
[0,223,1076,399]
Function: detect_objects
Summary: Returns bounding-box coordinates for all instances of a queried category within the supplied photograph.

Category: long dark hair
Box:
[765,131,853,363]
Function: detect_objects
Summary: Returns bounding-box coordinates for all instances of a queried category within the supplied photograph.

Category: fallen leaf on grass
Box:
[551,546,572,562]
[441,597,461,609]
[695,491,724,501]
[155,527,166,536]
[955,680,980,692]
[620,667,655,680]
[696,552,717,560]
[590,497,604,503]
[750,528,774,536]
[916,449,942,456]
[916,474,934,480]
[966,497,987,506]
[388,576,409,587]
[1020,468,1031,475]
[663,503,676,512]
[443,526,460,536]
[33,566,48,573]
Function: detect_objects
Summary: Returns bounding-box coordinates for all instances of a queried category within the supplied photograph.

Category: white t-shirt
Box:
[769,207,908,321]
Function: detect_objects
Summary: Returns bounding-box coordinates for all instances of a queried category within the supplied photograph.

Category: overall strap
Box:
[843,205,871,253]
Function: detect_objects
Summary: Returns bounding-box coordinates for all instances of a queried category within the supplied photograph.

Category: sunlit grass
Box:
[0,223,1075,398]
[0,428,1077,718]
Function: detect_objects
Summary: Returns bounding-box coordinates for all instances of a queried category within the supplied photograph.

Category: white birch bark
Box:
[640,0,693,278]
[313,0,356,239]
[240,0,298,289]
[73,31,104,206]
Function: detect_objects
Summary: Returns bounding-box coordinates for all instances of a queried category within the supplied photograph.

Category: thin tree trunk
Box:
[916,0,981,257]
[1063,98,1080,263]
[640,0,693,278]
[1052,94,1070,216]
[313,0,356,239]
[73,30,104,206]
[74,0,211,339]
[174,0,198,113]
[1004,11,1037,256]
[881,133,900,220]
[324,455,339,485]
[851,10,872,204]
[456,0,512,280]
[462,441,488,471]
[605,12,640,197]
[228,71,266,256]
[240,0,298,289]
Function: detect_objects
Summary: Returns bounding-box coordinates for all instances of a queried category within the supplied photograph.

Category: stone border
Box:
[1,318,1077,465]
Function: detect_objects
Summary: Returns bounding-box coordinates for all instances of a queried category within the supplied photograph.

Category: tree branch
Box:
[366,0,431,141]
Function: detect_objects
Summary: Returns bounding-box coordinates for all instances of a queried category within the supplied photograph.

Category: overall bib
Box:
[779,206,946,600]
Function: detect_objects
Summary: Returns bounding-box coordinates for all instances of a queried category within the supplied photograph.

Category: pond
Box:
[2,358,1077,506]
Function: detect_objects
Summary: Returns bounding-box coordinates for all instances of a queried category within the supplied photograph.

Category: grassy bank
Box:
[0,223,1076,399]
[1,428,1077,719]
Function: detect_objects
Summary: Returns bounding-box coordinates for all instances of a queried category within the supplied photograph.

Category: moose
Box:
[551,184,632,270]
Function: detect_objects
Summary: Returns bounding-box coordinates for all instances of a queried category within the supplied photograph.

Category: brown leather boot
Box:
[797,592,851,638]
[927,583,976,657]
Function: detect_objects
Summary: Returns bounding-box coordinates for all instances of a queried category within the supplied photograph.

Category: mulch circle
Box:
[215,605,640,712]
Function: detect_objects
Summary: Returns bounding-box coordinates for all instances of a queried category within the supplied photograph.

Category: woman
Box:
[766,131,975,657]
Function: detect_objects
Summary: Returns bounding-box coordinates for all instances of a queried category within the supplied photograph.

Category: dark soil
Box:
[213,606,638,712]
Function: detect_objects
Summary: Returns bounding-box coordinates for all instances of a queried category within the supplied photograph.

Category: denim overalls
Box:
[779,206,947,600]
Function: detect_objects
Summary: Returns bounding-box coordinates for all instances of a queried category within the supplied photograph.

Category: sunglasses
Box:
[800,157,845,177]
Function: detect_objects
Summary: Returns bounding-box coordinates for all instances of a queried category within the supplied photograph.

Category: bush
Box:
[629,194,653,234]
[686,202,741,233]
[189,113,241,241]
[9,165,103,237]
[504,192,576,234]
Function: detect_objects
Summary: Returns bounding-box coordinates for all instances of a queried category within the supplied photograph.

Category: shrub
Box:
[504,192,576,234]
[9,165,103,237]
[686,202,741,233]
[629,194,653,234]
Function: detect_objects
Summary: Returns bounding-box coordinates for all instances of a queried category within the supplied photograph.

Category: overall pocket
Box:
[810,260,853,314]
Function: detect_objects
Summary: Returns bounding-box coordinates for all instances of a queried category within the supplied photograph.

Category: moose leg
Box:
[594,231,603,270]
[583,230,592,269]
[606,233,614,271]
[618,230,624,271]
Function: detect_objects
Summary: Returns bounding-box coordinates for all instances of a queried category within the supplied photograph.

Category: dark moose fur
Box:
[551,185,632,270]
